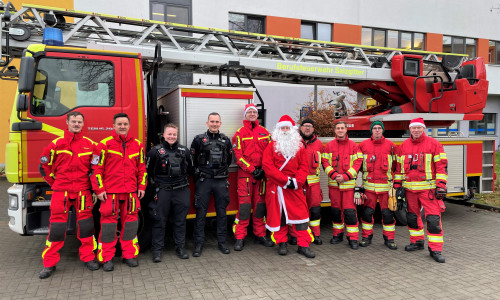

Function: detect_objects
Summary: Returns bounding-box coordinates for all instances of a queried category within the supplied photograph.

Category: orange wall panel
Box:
[426,33,443,52]
[476,38,489,63]
[266,16,301,38]
[333,23,362,45]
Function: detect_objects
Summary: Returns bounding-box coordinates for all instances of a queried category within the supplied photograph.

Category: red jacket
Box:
[301,134,324,185]
[39,130,95,192]
[359,136,396,193]
[232,120,271,174]
[91,131,147,194]
[394,134,448,191]
[321,135,363,190]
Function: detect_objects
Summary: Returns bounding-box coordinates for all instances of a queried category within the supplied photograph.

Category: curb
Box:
[465,200,500,212]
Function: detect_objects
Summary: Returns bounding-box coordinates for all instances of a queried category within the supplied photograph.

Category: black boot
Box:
[102,260,114,272]
[297,246,316,258]
[288,236,297,245]
[405,240,425,251]
[39,266,56,279]
[122,257,139,267]
[384,239,398,250]
[359,236,372,247]
[278,242,288,256]
[349,240,359,250]
[218,242,230,254]
[313,236,323,245]
[330,233,344,244]
[193,244,203,257]
[234,239,244,251]
[152,252,162,263]
[176,248,189,259]
[255,236,274,247]
[429,250,446,263]
[85,259,100,271]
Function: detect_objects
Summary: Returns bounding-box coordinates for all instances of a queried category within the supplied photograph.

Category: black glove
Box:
[396,187,406,211]
[252,167,265,180]
[286,178,296,189]
[435,187,447,200]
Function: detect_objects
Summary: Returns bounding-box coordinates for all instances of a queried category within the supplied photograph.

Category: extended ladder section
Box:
[1,3,467,85]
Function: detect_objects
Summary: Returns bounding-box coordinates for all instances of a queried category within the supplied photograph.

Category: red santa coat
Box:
[262,140,310,231]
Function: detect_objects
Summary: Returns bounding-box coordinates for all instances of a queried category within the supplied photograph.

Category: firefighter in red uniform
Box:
[358,121,398,250]
[38,111,99,279]
[91,113,147,271]
[321,121,363,249]
[394,117,448,263]
[232,103,274,251]
[299,118,324,245]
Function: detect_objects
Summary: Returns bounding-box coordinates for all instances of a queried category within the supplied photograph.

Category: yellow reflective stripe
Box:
[56,150,72,155]
[51,137,63,145]
[140,148,144,164]
[97,243,103,262]
[239,158,250,168]
[141,173,147,186]
[93,236,97,251]
[309,219,321,227]
[409,229,424,236]
[332,223,344,229]
[339,181,356,189]
[325,166,333,176]
[237,136,241,149]
[234,218,239,225]
[425,154,432,180]
[80,192,85,211]
[361,223,373,230]
[129,152,139,159]
[271,232,276,243]
[346,226,359,233]
[428,235,443,243]
[403,180,436,190]
[258,135,270,140]
[307,228,315,243]
[98,150,106,166]
[434,153,447,162]
[48,149,55,166]
[387,154,393,181]
[383,225,396,232]
[328,181,339,187]
[260,180,266,195]
[362,154,368,172]
[133,237,139,256]
[108,150,123,157]
[400,155,406,173]
[322,153,332,159]
[436,173,448,181]
[241,137,253,141]
[42,240,52,259]
[357,152,363,159]
[347,167,357,178]
[100,136,114,144]
[394,174,404,180]
[307,177,320,184]
[78,151,92,157]
[96,174,104,189]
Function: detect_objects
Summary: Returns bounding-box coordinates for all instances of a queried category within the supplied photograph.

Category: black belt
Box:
[158,182,189,190]
[199,172,228,179]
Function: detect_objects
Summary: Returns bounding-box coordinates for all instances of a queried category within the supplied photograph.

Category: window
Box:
[300,21,332,42]
[489,41,497,64]
[151,2,190,35]
[31,58,114,116]
[361,27,425,50]
[228,13,265,34]
[436,122,458,137]
[469,113,496,136]
[443,36,476,56]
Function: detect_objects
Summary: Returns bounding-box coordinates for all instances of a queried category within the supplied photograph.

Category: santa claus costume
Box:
[262,115,315,258]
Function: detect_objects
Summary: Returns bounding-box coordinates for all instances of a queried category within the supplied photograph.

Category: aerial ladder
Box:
[1,2,489,136]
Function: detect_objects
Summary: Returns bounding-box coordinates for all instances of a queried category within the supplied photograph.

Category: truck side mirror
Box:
[18,56,35,93]
[16,94,29,112]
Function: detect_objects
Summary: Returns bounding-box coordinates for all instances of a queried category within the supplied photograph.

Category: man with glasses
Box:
[358,121,398,250]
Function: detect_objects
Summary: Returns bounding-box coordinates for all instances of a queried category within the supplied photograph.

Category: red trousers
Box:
[233,174,267,239]
[361,191,395,240]
[42,190,95,267]
[98,193,140,262]
[305,183,322,237]
[329,188,358,241]
[406,189,444,251]
[271,224,313,247]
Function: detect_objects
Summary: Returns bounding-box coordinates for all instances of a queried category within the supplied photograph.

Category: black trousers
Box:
[193,178,230,244]
[149,186,190,253]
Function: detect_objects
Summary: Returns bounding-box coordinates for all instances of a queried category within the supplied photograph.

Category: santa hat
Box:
[409,117,426,128]
[276,115,296,129]
[243,103,258,117]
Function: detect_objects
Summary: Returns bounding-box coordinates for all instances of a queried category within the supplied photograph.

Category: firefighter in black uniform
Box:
[191,112,233,256]
[147,123,193,263]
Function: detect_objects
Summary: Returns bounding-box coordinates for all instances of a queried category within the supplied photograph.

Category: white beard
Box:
[272,127,302,158]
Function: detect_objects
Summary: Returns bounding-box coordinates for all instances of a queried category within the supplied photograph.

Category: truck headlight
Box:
[8,194,18,210]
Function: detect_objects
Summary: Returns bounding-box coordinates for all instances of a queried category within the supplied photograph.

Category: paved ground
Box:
[1,179,500,300]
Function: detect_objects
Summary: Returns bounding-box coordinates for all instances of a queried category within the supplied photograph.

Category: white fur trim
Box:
[409,122,426,128]
[244,105,258,117]
[266,224,281,232]
[286,218,310,224]
[276,121,293,129]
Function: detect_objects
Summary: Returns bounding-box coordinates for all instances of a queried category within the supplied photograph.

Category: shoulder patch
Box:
[40,156,48,164]
[91,154,100,165]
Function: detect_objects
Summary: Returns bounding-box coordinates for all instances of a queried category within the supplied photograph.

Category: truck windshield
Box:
[31,58,114,116]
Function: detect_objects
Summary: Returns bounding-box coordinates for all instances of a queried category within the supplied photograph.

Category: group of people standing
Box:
[37,104,448,279]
